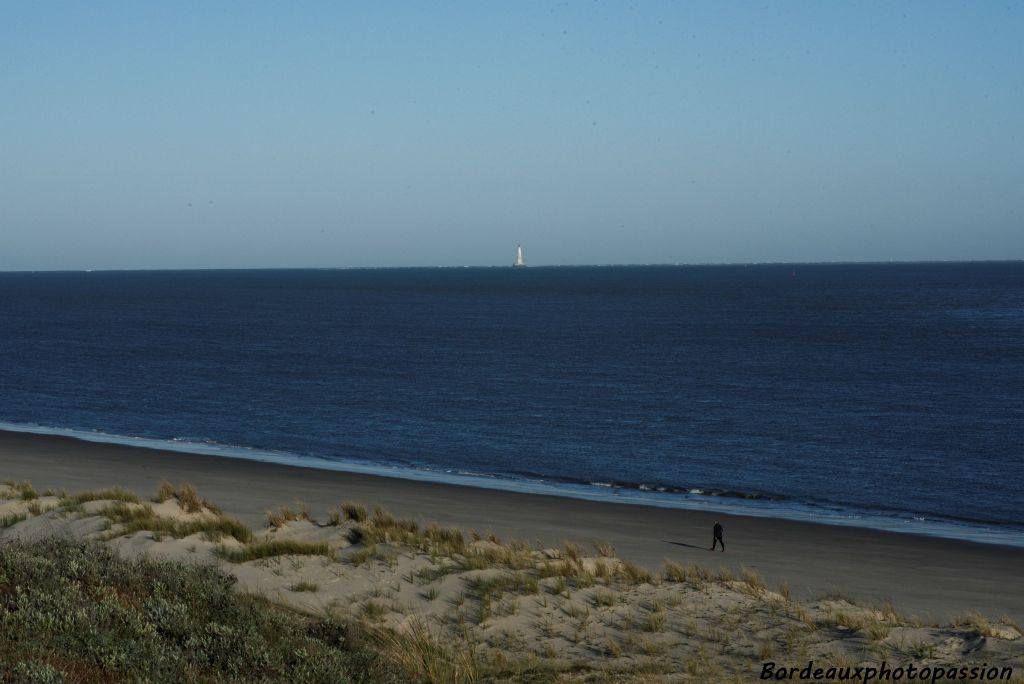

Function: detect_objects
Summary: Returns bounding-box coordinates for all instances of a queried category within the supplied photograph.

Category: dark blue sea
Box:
[1,263,1021,545]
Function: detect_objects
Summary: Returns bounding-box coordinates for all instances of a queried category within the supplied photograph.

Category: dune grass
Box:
[330,500,369,524]
[99,502,253,543]
[151,481,221,514]
[64,486,141,505]
[0,512,28,528]
[217,539,333,563]
[3,479,39,501]
[266,501,312,528]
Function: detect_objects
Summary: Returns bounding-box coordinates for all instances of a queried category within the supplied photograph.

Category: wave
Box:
[2,420,1022,549]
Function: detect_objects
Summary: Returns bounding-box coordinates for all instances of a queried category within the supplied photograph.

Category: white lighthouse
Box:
[513,244,526,268]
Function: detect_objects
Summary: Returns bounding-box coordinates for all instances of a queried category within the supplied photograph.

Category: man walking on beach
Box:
[711,521,724,551]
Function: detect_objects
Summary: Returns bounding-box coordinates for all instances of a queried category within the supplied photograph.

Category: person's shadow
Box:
[662,540,708,551]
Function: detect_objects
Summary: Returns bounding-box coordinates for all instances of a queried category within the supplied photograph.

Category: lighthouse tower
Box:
[513,245,526,268]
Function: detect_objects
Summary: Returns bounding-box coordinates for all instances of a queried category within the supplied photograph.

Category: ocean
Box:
[0,263,1021,546]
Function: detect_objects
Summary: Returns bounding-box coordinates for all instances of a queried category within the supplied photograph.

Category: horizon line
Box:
[1,258,1022,274]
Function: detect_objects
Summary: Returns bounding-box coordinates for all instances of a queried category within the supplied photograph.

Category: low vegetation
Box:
[217,539,333,563]
[153,480,220,514]
[0,537,396,683]
[99,501,253,543]
[65,486,141,505]
[2,481,1022,683]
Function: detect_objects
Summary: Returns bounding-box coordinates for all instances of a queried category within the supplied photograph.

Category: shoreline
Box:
[2,423,1018,549]
[2,428,1023,622]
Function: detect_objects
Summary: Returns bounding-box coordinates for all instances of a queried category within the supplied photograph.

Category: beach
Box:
[3,428,1021,624]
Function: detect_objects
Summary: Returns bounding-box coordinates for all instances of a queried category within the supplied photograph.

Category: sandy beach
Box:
[2,429,1021,625]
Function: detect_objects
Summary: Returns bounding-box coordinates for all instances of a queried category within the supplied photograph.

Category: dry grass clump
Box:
[266,502,311,528]
[151,481,221,514]
[1,479,39,501]
[0,512,28,528]
[617,560,653,585]
[347,544,398,567]
[98,502,253,543]
[217,539,332,563]
[359,506,420,545]
[154,480,176,503]
[371,617,481,684]
[740,567,767,595]
[175,483,205,513]
[952,611,997,637]
[65,486,141,505]
[592,539,616,557]
[423,523,466,556]
[593,588,617,607]
[331,500,368,524]
[465,572,539,602]
[562,541,583,563]
[661,559,711,585]
[461,541,536,572]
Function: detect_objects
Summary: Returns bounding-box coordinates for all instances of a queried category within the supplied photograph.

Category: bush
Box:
[0,537,395,683]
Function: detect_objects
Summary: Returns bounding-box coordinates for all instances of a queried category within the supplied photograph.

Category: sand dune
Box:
[2,462,1022,681]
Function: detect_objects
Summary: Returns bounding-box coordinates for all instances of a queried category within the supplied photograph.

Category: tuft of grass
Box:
[741,567,766,594]
[465,572,539,603]
[952,611,996,637]
[562,541,583,563]
[217,539,332,563]
[715,566,736,582]
[0,512,27,528]
[592,539,616,557]
[289,581,319,592]
[360,600,389,623]
[866,621,892,641]
[644,607,667,632]
[266,502,311,528]
[154,480,176,503]
[151,481,221,514]
[98,502,252,543]
[3,480,38,500]
[593,588,617,608]
[340,501,368,523]
[661,559,710,584]
[371,617,481,684]
[17,482,39,500]
[618,561,653,585]
[347,545,398,567]
[66,486,140,505]
[175,483,204,513]
[360,506,420,546]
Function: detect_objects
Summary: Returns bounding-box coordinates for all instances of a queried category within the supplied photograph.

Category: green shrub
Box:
[0,537,395,682]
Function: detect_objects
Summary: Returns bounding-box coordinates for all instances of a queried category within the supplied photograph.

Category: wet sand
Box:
[2,429,1021,622]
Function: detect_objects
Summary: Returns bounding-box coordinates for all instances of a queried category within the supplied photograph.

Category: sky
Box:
[1,2,1022,269]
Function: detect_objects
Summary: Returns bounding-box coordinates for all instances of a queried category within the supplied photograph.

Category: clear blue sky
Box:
[2,2,1021,269]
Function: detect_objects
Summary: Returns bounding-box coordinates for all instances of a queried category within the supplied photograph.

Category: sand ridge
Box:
[2,478,1021,682]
